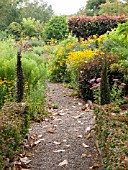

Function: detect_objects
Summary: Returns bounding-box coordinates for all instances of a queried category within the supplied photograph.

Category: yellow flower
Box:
[60,62,63,66]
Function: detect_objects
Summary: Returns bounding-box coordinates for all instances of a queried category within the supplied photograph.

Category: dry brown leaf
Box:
[25,152,34,157]
[85,126,91,133]
[34,140,41,145]
[63,91,68,96]
[81,153,92,158]
[90,163,100,169]
[82,143,90,148]
[85,133,91,139]
[58,160,68,166]
[20,157,31,164]
[53,150,65,153]
[47,129,54,133]
[53,141,61,145]
[77,135,83,138]
[38,135,42,138]
[59,113,65,116]
[85,109,92,112]
[63,139,67,142]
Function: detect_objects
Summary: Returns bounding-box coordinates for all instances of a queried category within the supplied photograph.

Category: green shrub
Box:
[103,21,128,59]
[44,16,68,41]
[0,39,48,117]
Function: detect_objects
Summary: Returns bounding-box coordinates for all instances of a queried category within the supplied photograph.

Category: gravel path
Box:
[27,83,103,170]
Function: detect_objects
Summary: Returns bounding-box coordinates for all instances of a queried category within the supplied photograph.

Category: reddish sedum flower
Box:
[90,78,95,83]
[113,79,119,82]
[96,78,101,82]
[123,97,128,101]
[121,83,126,86]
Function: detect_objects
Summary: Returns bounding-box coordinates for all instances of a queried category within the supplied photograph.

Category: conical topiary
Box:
[100,54,110,105]
[16,50,24,103]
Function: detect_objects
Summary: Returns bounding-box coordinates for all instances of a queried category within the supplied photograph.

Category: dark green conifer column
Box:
[100,54,110,105]
[16,51,24,103]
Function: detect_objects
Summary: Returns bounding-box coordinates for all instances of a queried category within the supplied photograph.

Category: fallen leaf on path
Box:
[85,133,91,139]
[39,138,45,141]
[20,157,31,164]
[58,160,68,166]
[63,139,67,142]
[85,126,91,133]
[59,113,65,116]
[43,125,48,128]
[38,135,42,138]
[53,141,61,145]
[34,139,41,145]
[81,153,92,158]
[77,135,83,138]
[53,150,65,153]
[47,129,54,133]
[54,118,62,121]
[72,115,80,119]
[63,91,68,96]
[53,125,57,128]
[82,143,90,148]
[25,152,34,157]
[90,163,100,169]
[85,109,93,112]
[52,112,58,116]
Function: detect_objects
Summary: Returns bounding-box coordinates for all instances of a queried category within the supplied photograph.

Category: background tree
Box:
[99,0,128,16]
[20,0,54,25]
[77,0,115,16]
[0,0,27,30]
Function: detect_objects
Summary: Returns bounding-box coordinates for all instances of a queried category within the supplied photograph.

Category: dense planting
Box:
[0,15,127,169]
[94,105,128,170]
[0,102,30,169]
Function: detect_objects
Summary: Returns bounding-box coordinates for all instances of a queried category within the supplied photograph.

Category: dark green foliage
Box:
[100,54,110,105]
[16,51,24,103]
[68,15,126,40]
[44,16,68,41]
[78,53,117,101]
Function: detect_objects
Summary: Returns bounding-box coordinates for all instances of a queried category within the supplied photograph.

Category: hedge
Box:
[68,15,127,39]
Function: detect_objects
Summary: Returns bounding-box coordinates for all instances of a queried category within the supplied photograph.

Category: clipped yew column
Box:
[100,54,110,105]
[16,50,24,103]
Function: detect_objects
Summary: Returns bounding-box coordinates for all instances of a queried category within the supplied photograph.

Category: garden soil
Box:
[26,83,103,170]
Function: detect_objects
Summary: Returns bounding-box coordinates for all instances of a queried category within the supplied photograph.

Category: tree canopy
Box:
[0,0,54,30]
[77,0,128,16]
